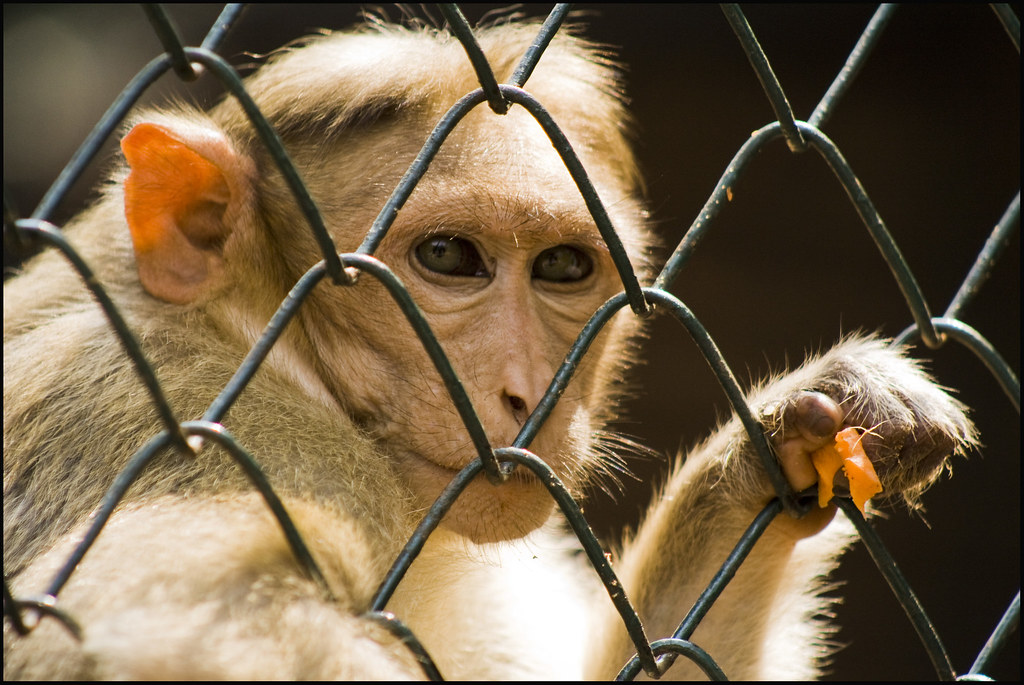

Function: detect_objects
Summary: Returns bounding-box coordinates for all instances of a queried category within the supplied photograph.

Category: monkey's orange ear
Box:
[121,122,243,304]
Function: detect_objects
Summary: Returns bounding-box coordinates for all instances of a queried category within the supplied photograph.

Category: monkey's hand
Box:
[609,336,977,677]
[753,336,977,522]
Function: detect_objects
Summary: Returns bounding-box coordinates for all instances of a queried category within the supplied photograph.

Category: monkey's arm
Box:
[592,335,975,680]
[4,495,426,680]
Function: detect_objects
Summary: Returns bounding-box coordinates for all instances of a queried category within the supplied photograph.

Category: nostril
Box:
[505,394,529,426]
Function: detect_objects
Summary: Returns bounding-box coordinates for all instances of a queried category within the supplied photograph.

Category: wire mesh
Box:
[3,3,1019,680]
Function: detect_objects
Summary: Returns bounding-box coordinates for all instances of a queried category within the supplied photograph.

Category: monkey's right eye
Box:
[414,236,490,278]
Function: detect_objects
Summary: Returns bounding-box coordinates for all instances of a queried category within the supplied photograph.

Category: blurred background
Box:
[4,4,1019,680]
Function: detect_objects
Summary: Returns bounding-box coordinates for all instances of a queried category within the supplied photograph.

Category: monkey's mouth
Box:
[401,448,552,501]
[501,463,544,486]
[401,449,544,490]
[395,447,557,542]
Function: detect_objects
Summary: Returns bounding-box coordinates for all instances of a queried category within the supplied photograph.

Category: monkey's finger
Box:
[772,391,844,492]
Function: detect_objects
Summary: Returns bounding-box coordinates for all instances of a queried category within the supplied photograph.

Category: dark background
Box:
[4,4,1019,680]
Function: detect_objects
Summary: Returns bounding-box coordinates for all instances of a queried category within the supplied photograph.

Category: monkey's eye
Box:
[414,236,490,278]
[532,245,593,283]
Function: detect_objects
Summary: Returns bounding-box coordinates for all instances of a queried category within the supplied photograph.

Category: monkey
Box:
[3,17,978,681]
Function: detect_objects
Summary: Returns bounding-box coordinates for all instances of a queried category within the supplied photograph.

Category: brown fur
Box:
[4,20,975,680]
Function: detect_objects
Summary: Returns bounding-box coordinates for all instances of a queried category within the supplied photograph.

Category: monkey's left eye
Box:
[532,245,593,283]
[414,236,490,278]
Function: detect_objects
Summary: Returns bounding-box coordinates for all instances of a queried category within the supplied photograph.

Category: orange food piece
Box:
[810,427,883,514]
[834,427,883,514]
[810,442,844,508]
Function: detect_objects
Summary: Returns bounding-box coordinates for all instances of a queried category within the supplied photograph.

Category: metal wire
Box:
[3,3,1019,681]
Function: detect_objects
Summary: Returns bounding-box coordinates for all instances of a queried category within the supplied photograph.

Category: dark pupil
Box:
[415,237,488,277]
[533,246,592,282]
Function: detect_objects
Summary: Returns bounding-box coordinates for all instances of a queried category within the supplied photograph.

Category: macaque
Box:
[4,17,976,681]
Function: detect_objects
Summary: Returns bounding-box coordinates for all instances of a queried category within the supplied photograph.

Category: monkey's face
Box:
[114,29,649,545]
[296,107,644,543]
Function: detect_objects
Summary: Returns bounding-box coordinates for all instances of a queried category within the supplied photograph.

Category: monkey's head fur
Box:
[106,21,654,545]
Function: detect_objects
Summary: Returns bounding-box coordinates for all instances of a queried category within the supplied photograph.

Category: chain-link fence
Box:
[3,4,1019,680]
